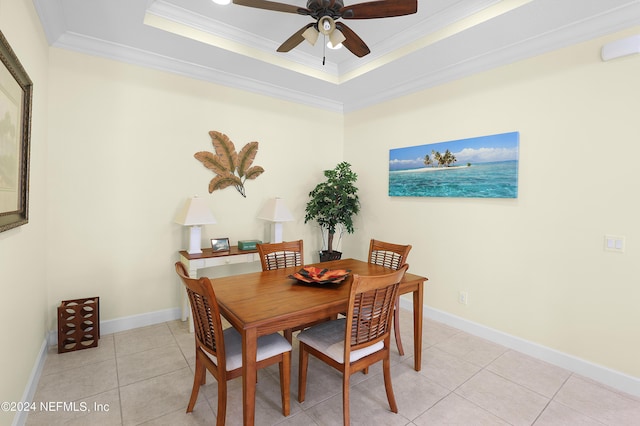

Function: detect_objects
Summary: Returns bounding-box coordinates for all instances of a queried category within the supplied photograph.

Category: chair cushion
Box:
[205,328,292,371]
[297,318,384,364]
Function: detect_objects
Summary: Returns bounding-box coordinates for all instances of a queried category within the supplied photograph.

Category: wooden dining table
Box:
[208,258,427,426]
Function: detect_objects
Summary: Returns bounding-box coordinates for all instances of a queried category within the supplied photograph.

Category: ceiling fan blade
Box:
[340,0,417,19]
[277,23,315,52]
[233,0,310,15]
[335,22,370,57]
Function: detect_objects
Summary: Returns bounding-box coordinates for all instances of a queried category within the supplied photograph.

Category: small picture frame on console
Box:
[211,238,230,252]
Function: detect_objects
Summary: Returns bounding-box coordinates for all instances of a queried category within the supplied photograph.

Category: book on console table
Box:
[238,240,262,251]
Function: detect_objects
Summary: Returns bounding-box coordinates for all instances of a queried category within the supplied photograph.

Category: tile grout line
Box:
[529,372,573,426]
[29,318,640,425]
[112,333,124,426]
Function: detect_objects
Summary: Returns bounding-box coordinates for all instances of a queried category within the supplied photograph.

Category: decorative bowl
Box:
[289,266,350,285]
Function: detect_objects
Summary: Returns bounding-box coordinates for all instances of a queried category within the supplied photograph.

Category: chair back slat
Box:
[257,240,304,271]
[187,290,217,352]
[368,239,412,270]
[351,285,397,346]
[346,265,408,352]
[175,262,225,364]
[264,251,302,270]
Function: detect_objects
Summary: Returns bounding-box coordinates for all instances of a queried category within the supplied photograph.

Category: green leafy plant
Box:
[304,162,360,253]
[194,131,264,198]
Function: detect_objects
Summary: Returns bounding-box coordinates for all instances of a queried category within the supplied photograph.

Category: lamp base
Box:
[187,225,203,254]
[271,222,284,243]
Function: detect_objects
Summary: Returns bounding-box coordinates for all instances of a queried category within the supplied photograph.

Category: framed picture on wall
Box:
[211,238,230,252]
[0,30,33,233]
[389,131,519,198]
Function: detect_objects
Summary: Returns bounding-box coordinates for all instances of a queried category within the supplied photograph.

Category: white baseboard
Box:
[399,299,640,398]
[18,301,637,426]
[12,340,48,426]
[14,308,183,426]
[46,307,182,346]
[99,307,182,336]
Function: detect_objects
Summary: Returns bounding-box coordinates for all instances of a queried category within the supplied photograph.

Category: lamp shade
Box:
[318,16,336,36]
[257,198,293,243]
[174,196,217,226]
[329,29,346,48]
[302,26,319,46]
[257,197,294,222]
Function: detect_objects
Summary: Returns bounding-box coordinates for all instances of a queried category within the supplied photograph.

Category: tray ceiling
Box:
[34,0,640,112]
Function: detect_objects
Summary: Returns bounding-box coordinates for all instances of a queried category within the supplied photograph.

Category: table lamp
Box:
[257,197,293,243]
[175,196,217,254]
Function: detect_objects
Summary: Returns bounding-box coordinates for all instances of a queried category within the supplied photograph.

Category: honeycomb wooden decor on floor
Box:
[57,297,100,353]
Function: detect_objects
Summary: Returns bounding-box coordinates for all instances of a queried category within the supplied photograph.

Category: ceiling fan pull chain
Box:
[323,34,326,65]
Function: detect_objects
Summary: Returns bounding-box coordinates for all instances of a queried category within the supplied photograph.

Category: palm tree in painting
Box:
[428,149,460,168]
[432,150,443,167]
[443,149,457,167]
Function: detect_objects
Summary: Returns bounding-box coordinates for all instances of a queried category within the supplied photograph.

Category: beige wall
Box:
[0,0,50,423]
[44,48,344,324]
[2,6,343,419]
[343,27,640,378]
[2,3,639,419]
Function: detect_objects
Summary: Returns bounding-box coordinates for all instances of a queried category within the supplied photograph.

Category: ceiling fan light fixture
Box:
[211,0,231,5]
[302,26,319,46]
[236,0,417,58]
[328,28,345,48]
[318,16,335,36]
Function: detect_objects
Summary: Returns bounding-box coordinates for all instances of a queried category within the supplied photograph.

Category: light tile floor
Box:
[26,310,640,425]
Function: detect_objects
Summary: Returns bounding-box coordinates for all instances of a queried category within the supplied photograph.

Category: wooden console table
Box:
[178,246,260,324]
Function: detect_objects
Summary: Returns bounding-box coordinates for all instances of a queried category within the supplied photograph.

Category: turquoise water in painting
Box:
[389,160,518,198]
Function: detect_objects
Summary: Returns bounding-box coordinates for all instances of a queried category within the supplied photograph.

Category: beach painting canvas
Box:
[389,132,519,198]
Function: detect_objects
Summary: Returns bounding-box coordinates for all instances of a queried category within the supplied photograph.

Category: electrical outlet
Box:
[458,291,468,305]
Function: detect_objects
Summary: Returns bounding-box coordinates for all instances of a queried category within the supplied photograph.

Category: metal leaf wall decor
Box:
[194,131,265,198]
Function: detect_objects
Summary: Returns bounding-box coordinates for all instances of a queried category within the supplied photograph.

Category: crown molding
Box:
[343,1,640,112]
[146,0,341,76]
[52,32,345,112]
[32,0,66,44]
[33,0,640,113]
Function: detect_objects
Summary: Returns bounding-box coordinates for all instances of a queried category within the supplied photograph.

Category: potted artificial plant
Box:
[304,162,360,262]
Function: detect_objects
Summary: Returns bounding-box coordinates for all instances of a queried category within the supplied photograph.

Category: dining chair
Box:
[257,240,304,271]
[368,239,412,356]
[257,240,334,342]
[297,265,409,426]
[175,262,291,425]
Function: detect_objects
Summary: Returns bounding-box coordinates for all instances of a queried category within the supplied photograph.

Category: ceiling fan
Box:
[232,0,418,58]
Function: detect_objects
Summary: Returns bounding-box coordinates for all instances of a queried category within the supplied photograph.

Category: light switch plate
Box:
[604,235,625,253]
